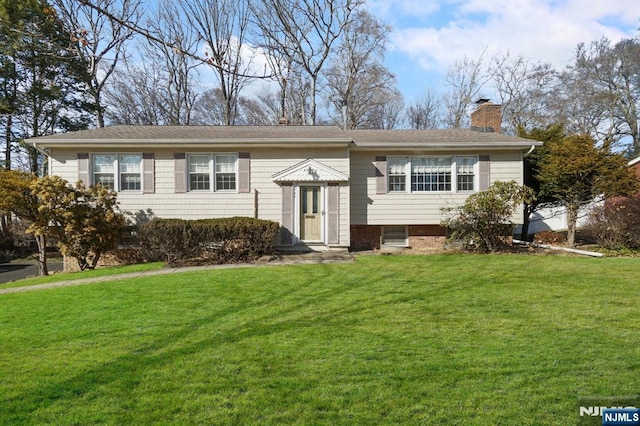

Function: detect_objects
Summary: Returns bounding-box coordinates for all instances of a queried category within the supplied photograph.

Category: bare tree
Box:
[561,38,640,153]
[191,88,229,125]
[324,9,399,129]
[441,51,489,129]
[255,90,282,122]
[489,52,557,134]
[284,70,312,125]
[144,0,201,125]
[406,90,441,129]
[251,17,295,122]
[179,0,254,125]
[191,88,276,125]
[326,64,401,129]
[365,90,404,129]
[253,0,361,125]
[549,66,607,139]
[237,96,277,125]
[103,1,203,126]
[52,0,143,128]
[103,60,166,125]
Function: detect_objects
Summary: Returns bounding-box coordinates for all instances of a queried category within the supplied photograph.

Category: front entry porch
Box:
[272,159,348,248]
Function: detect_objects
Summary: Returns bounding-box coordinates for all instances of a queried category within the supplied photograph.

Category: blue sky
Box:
[365,0,640,103]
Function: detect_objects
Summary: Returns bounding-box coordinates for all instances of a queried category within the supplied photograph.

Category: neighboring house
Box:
[520,202,603,235]
[523,156,640,235]
[29,102,540,251]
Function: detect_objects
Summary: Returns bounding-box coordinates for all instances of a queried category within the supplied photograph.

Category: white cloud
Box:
[197,38,280,96]
[379,0,640,79]
[367,0,441,23]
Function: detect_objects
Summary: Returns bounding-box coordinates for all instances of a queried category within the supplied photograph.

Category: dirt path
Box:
[0,251,354,295]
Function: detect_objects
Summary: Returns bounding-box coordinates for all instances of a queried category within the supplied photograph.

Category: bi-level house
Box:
[30,101,540,251]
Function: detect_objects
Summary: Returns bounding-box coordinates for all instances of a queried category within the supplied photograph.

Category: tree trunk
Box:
[280,77,287,119]
[309,76,317,125]
[566,203,578,247]
[96,99,105,128]
[520,203,533,241]
[4,114,12,169]
[35,234,49,276]
[28,146,40,175]
[90,251,101,270]
[1,214,11,243]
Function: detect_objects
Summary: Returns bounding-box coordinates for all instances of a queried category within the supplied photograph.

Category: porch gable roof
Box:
[272,159,349,183]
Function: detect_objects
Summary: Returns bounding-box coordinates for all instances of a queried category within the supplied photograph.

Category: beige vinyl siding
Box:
[488,151,524,183]
[245,148,349,219]
[350,150,524,225]
[49,147,351,246]
[249,148,351,247]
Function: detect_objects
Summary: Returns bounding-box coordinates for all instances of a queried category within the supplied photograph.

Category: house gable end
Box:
[272,159,349,183]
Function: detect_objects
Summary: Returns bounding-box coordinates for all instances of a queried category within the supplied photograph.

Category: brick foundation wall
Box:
[350,225,382,250]
[350,224,448,251]
[408,236,447,250]
[407,225,447,250]
[408,225,446,237]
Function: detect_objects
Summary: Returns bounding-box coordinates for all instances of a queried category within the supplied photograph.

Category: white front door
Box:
[300,186,322,241]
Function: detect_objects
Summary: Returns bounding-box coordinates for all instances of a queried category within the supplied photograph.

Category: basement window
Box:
[383,225,407,246]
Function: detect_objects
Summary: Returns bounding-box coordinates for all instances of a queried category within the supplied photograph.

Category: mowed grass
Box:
[1,254,639,425]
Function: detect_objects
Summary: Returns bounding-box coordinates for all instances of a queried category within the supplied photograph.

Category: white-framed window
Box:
[92,154,142,192]
[119,154,142,191]
[411,157,452,192]
[215,154,237,191]
[188,153,237,192]
[456,156,476,192]
[92,154,116,189]
[388,156,478,193]
[189,154,211,191]
[388,157,408,192]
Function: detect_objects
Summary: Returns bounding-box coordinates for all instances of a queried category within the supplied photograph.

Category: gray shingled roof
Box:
[30,125,351,143]
[30,125,541,150]
[347,129,538,144]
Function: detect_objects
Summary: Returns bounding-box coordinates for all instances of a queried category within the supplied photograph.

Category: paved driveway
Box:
[0,260,63,284]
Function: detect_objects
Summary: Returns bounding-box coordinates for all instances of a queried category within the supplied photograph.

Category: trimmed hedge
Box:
[138,217,280,266]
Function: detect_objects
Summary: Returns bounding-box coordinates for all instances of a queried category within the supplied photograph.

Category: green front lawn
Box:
[1,254,638,425]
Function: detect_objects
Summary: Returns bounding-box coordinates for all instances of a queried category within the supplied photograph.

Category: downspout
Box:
[31,142,49,157]
[523,144,536,157]
[31,142,51,176]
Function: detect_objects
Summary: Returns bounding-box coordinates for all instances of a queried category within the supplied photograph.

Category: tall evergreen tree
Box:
[537,133,639,246]
[517,123,565,241]
[0,0,93,174]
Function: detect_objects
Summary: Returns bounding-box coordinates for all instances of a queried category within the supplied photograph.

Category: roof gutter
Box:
[350,142,542,151]
[30,138,354,149]
[523,144,537,157]
[30,141,49,157]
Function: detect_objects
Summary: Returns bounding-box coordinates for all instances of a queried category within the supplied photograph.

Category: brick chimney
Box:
[471,99,502,133]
